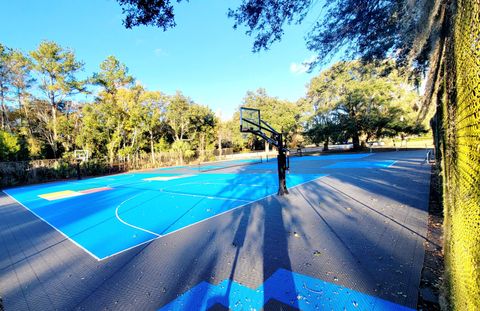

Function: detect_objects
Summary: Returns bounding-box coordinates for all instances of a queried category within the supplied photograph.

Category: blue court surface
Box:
[160,268,414,310]
[1,151,428,311]
[4,171,325,259]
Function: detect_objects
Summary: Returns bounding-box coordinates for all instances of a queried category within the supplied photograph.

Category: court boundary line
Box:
[2,191,102,261]
[158,189,252,203]
[3,174,327,261]
[99,174,328,260]
[387,160,398,168]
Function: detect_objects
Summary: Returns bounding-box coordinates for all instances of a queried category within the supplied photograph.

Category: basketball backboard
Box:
[240,107,261,133]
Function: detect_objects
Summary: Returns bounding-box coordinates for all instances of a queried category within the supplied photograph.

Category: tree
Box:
[188,104,217,160]
[0,44,16,131]
[140,90,166,164]
[30,41,86,157]
[92,56,134,95]
[77,56,137,163]
[77,101,112,160]
[164,92,216,164]
[306,60,422,149]
[117,0,180,29]
[217,118,245,152]
[8,50,34,130]
[0,130,20,161]
[165,91,192,142]
[305,113,343,151]
[115,0,449,121]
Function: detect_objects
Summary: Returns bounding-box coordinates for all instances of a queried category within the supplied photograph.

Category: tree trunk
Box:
[323,138,329,151]
[0,88,7,130]
[51,98,58,158]
[179,150,184,165]
[352,134,360,150]
[150,131,155,164]
[200,134,205,160]
[19,91,33,135]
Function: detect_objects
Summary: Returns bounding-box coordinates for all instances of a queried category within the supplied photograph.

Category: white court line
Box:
[100,174,328,260]
[143,174,196,181]
[4,175,328,261]
[189,182,266,187]
[160,181,269,191]
[2,190,102,261]
[114,193,162,237]
[387,160,398,168]
[159,189,252,203]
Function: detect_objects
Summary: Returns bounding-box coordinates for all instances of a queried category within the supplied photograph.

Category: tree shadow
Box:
[0,150,432,310]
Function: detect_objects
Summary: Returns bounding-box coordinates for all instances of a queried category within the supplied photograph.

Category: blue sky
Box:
[1,0,325,119]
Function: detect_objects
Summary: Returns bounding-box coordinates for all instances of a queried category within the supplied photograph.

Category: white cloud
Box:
[289,55,318,75]
[290,63,309,74]
[154,48,166,57]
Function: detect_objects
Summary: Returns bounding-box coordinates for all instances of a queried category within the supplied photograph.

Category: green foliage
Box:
[154,137,170,152]
[30,41,86,103]
[92,55,134,94]
[0,44,32,131]
[30,41,86,157]
[165,91,195,141]
[0,39,428,175]
[117,0,182,29]
[171,140,194,164]
[305,114,343,150]
[0,130,20,161]
[241,88,301,148]
[305,60,422,149]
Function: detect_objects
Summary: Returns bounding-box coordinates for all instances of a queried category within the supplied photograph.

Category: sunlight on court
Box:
[3,153,398,260]
[4,171,325,259]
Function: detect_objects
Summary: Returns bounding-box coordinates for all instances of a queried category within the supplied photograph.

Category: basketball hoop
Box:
[240,107,289,195]
[73,150,89,180]
[74,150,89,163]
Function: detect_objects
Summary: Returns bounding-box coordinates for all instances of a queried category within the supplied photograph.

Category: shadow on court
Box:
[0,150,430,310]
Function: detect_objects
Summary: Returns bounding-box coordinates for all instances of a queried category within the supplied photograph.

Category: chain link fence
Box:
[440,0,480,309]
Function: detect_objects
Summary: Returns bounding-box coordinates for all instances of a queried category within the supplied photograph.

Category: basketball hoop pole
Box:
[277,133,289,195]
[76,159,81,180]
[74,150,89,180]
[240,107,289,196]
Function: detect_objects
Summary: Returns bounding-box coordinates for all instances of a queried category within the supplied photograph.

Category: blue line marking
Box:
[4,173,325,259]
[159,268,414,311]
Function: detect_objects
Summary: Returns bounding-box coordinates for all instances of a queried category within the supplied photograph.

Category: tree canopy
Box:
[114,0,449,121]
[115,0,445,67]
[0,39,428,163]
[305,60,424,149]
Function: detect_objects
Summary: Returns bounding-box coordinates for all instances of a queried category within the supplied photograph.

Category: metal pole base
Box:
[76,162,81,180]
[277,154,289,196]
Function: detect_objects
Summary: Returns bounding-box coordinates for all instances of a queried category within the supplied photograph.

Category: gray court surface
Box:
[0,150,431,310]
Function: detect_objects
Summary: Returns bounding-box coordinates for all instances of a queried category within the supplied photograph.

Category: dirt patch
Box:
[417,165,445,310]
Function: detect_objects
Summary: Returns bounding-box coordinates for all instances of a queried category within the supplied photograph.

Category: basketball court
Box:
[3,162,326,260]
[0,150,430,310]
